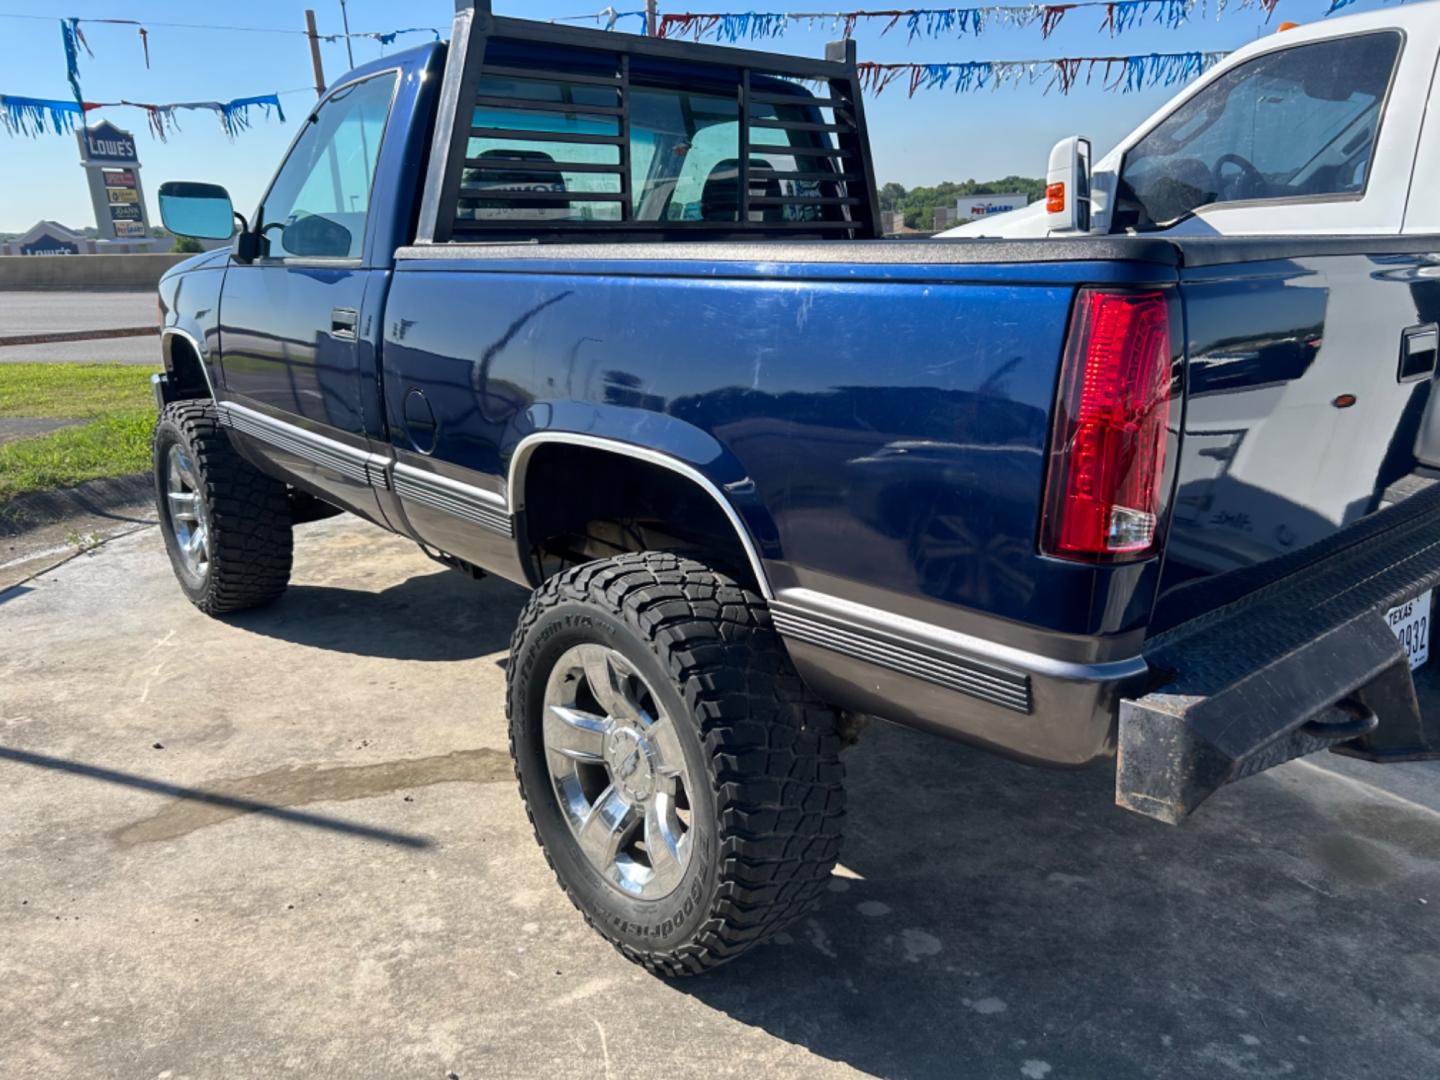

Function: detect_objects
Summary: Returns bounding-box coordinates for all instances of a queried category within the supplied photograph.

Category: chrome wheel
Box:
[542,643,693,900]
[165,443,209,580]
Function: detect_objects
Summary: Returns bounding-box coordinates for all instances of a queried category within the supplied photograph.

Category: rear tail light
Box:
[1041,288,1174,561]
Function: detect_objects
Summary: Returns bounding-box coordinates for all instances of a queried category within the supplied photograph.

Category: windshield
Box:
[1114,32,1401,231]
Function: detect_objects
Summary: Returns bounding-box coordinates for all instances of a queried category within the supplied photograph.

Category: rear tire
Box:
[153,401,292,614]
[507,552,845,975]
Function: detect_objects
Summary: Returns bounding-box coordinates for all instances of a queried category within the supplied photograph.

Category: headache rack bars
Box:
[415,0,882,244]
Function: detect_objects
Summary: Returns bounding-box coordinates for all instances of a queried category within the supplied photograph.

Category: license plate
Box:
[1386,590,1432,671]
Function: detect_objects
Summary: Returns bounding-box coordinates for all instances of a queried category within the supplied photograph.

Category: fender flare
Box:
[160,326,219,400]
[506,430,776,600]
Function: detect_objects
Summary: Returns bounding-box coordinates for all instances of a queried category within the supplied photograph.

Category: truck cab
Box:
[945,4,1440,238]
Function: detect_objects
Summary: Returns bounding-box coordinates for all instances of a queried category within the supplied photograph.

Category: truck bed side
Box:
[380,239,1179,764]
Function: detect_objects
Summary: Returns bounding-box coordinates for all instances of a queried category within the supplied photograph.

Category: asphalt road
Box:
[0,290,159,365]
[3,515,1440,1078]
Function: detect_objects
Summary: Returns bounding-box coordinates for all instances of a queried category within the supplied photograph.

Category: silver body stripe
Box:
[393,463,513,537]
[218,402,511,536]
[771,606,1033,713]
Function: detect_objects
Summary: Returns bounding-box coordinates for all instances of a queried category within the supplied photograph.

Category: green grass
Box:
[0,363,155,419]
[0,364,157,503]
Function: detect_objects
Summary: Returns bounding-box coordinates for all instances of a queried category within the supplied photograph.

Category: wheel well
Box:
[517,443,764,594]
[164,334,212,400]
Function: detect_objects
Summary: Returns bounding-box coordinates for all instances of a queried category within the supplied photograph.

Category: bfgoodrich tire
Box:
[153,401,292,614]
[507,552,845,976]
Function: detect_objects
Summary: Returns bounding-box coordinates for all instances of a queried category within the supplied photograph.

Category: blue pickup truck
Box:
[152,2,1440,973]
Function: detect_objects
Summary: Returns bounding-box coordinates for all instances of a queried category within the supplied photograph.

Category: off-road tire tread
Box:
[507,552,845,976]
[155,401,292,614]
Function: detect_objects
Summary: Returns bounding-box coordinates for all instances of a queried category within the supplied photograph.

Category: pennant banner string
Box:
[551,7,652,30]
[649,1,1282,42]
[0,90,294,140]
[60,17,92,107]
[856,48,1227,94]
[0,11,446,39]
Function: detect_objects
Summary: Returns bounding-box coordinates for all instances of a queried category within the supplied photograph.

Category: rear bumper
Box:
[1117,482,1440,824]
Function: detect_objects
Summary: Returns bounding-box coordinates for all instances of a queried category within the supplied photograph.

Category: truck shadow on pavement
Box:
[222,569,529,662]
[0,746,436,850]
[675,721,1440,1080]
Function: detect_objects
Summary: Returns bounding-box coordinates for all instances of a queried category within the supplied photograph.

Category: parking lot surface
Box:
[0,290,155,337]
[0,290,158,364]
[3,515,1440,1079]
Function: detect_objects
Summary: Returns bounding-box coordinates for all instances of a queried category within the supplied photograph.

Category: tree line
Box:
[880,177,1045,230]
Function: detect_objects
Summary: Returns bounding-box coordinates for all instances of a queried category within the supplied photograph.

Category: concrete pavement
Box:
[3,514,1439,1078]
[0,290,159,364]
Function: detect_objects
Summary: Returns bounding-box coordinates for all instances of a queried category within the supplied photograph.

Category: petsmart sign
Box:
[960,192,1031,219]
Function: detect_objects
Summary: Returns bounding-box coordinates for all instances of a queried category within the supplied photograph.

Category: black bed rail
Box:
[415,0,882,244]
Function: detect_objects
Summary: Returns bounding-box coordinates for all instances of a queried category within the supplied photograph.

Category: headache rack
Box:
[415,0,882,244]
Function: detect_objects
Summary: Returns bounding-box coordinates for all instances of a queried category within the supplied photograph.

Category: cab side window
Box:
[1115,32,1401,231]
[257,73,396,259]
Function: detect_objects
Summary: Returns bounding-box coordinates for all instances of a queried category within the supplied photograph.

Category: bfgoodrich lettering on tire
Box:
[153,401,293,614]
[507,552,845,975]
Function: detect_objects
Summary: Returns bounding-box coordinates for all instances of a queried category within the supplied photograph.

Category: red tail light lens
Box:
[1042,288,1174,561]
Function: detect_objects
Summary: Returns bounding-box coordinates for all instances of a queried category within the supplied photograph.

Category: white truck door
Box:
[1105,18,1431,237]
[1400,38,1440,234]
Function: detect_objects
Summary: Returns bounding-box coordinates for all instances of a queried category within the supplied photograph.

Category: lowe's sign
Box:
[82,122,139,164]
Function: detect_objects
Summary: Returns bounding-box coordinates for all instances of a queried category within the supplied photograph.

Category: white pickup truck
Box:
[945,2,1440,238]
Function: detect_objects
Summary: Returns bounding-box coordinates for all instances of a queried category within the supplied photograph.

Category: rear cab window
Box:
[443,33,875,240]
[1114,31,1403,231]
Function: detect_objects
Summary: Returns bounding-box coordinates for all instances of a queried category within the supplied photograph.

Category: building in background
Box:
[0,220,156,255]
[957,192,1031,221]
[933,206,960,231]
[1,221,84,256]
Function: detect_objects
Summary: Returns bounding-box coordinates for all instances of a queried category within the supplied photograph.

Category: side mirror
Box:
[1045,137,1092,235]
[158,181,236,241]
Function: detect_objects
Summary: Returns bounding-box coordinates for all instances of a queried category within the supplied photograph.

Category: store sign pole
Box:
[76,121,154,245]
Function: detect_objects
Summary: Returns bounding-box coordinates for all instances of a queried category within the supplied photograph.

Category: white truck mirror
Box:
[1046,136,1093,234]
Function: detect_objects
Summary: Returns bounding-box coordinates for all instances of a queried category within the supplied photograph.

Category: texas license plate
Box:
[1386,590,1432,671]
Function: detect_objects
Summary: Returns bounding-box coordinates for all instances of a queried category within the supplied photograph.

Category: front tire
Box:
[153,402,293,614]
[507,552,845,975]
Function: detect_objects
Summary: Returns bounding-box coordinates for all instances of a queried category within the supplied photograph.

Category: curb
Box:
[0,327,158,348]
[0,473,153,536]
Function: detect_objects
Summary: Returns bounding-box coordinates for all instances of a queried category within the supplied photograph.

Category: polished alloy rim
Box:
[165,444,210,580]
[542,643,693,899]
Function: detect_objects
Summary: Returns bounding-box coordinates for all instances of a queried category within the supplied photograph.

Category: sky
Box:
[0,0,1399,233]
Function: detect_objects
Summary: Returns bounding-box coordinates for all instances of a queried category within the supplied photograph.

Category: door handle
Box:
[330,307,359,340]
[1399,323,1438,382]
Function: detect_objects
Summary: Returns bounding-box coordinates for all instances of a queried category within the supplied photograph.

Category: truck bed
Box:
[378,229,1440,770]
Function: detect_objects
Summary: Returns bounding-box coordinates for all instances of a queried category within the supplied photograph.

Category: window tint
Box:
[1115,32,1400,230]
[258,73,396,258]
